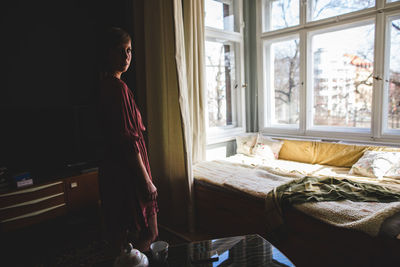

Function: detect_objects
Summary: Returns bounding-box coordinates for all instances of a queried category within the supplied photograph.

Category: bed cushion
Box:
[279,139,400,167]
[278,140,367,167]
[235,133,257,156]
[349,151,400,179]
[253,134,283,160]
[385,162,400,179]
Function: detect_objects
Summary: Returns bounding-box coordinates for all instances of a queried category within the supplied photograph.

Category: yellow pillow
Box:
[313,142,367,167]
[278,140,316,164]
[278,140,400,167]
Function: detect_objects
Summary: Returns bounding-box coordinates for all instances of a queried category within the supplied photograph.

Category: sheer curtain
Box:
[181,0,206,164]
[174,0,206,232]
[134,0,205,232]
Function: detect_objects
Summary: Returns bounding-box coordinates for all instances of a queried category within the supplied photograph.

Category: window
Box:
[205,0,245,143]
[206,40,237,127]
[259,0,400,142]
[311,23,374,129]
[264,37,300,126]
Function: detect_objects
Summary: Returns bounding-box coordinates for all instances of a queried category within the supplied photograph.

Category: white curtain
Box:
[134,0,206,232]
[182,0,206,164]
[173,0,206,232]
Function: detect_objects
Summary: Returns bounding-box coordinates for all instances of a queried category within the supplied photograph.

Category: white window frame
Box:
[257,0,400,144]
[205,0,246,145]
[382,12,400,137]
[262,34,300,129]
[307,18,376,136]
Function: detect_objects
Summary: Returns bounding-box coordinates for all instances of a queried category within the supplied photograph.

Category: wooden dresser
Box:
[0,171,99,232]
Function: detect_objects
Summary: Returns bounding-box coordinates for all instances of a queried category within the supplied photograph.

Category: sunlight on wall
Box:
[206,146,227,161]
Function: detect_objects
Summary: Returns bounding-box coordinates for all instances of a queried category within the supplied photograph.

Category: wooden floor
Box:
[0,212,200,267]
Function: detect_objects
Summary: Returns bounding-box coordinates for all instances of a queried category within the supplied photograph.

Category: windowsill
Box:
[259,132,400,147]
[308,126,371,134]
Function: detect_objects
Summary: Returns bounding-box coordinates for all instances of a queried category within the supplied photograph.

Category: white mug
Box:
[150,241,169,262]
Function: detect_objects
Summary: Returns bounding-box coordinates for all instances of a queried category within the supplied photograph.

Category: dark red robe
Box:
[98,76,158,233]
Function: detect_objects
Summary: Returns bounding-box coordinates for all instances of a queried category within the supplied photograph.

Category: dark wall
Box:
[0,0,135,172]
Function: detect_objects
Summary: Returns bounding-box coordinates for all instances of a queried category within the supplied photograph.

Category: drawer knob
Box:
[70,182,78,188]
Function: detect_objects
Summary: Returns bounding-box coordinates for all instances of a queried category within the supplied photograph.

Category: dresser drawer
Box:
[0,181,64,209]
[0,193,66,222]
[0,204,67,231]
[0,181,67,232]
[0,172,99,232]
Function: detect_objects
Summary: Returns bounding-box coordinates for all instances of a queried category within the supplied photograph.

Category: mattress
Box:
[193,154,400,238]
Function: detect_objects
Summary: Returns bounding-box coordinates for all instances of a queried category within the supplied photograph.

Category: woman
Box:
[97,27,158,253]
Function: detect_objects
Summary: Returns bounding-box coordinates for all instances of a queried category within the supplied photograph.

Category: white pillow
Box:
[253,134,283,160]
[349,151,400,179]
[235,133,257,156]
[385,162,400,179]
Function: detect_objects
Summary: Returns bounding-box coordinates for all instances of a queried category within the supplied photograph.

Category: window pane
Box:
[387,18,400,130]
[205,40,237,127]
[263,0,299,31]
[310,0,375,21]
[312,24,375,128]
[270,39,300,125]
[205,0,239,32]
[387,0,400,3]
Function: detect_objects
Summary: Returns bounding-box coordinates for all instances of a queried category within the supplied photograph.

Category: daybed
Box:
[193,134,400,267]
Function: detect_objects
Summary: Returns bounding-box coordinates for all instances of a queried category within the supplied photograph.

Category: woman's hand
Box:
[145,180,158,201]
[129,152,158,201]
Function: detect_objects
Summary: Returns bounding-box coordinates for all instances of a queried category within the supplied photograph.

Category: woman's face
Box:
[108,40,132,74]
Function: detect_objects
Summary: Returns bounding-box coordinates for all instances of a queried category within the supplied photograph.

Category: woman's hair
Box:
[97,27,131,73]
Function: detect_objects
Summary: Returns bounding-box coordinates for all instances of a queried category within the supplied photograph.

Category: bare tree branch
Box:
[279,0,290,28]
[313,0,341,19]
[275,96,288,104]
[275,89,290,98]
[354,72,373,94]
[392,22,400,32]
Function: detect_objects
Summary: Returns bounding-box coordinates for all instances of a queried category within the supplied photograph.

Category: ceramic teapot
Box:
[113,243,149,267]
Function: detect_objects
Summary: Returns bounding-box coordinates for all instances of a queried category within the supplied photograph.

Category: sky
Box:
[313,23,375,62]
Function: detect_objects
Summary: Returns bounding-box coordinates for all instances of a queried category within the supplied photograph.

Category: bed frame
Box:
[194,179,400,267]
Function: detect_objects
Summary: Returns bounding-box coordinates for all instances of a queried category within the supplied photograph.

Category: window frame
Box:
[257,0,400,143]
[382,12,400,137]
[205,0,246,145]
[262,34,301,129]
[307,18,376,134]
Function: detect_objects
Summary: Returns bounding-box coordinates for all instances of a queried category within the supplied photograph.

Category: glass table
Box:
[151,234,295,267]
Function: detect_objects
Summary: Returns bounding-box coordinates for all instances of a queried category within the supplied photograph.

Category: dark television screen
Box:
[0,107,73,171]
[0,105,101,175]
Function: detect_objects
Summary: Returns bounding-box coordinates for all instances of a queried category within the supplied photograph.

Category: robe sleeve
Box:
[103,81,140,159]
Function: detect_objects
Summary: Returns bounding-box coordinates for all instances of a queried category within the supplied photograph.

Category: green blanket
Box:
[265,176,400,234]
